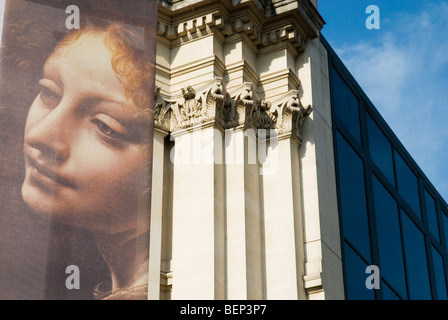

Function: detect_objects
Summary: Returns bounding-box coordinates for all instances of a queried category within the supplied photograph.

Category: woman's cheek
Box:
[75,138,146,189]
[24,98,48,134]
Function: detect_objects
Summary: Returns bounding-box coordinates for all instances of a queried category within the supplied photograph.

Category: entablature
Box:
[157,0,324,53]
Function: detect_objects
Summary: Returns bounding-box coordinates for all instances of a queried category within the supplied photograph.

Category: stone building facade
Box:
[148,0,344,300]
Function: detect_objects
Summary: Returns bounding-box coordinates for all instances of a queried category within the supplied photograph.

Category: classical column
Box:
[221,84,264,299]
[169,79,226,299]
[250,91,312,299]
[148,91,171,300]
[148,128,168,300]
[261,133,304,299]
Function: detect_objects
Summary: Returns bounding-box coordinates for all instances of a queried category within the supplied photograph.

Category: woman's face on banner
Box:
[22,33,150,234]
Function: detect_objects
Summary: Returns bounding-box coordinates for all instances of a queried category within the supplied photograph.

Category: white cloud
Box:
[336,36,414,118]
[334,2,448,201]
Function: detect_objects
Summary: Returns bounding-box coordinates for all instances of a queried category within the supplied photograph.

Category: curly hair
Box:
[56,19,154,118]
[2,14,155,140]
[2,17,154,189]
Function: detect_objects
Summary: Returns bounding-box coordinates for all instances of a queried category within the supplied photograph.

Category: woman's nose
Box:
[25,104,72,165]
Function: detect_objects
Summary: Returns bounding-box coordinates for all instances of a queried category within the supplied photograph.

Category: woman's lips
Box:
[26,156,76,190]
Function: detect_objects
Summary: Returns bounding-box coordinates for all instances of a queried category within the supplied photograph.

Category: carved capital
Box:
[245,89,312,144]
[246,99,275,131]
[270,90,313,142]
[154,87,171,133]
[170,78,225,131]
[216,82,254,129]
[154,82,311,144]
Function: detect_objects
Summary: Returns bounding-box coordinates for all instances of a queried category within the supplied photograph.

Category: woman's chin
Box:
[21,177,78,224]
[22,180,61,219]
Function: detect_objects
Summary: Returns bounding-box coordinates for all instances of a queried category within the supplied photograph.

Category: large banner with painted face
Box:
[0,0,157,299]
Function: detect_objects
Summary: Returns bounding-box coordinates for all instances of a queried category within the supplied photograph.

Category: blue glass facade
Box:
[322,36,448,300]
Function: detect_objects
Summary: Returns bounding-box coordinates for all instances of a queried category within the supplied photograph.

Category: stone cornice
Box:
[158,13,305,53]
[157,0,324,53]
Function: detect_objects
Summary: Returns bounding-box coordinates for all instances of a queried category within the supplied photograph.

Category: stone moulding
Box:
[154,77,312,144]
[158,13,305,52]
[157,0,324,53]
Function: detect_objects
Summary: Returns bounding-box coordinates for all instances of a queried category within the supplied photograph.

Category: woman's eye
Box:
[39,86,61,107]
[93,119,123,141]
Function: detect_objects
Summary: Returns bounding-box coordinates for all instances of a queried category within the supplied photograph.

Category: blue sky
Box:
[319,0,448,202]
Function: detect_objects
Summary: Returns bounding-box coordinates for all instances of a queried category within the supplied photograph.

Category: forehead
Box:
[44,33,130,104]
[49,33,112,69]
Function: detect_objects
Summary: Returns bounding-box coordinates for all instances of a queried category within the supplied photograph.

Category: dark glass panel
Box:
[432,247,447,300]
[372,175,407,298]
[331,67,361,144]
[343,243,375,300]
[424,189,440,242]
[395,151,421,219]
[336,132,371,260]
[443,212,448,249]
[381,282,400,300]
[401,211,431,300]
[366,114,395,186]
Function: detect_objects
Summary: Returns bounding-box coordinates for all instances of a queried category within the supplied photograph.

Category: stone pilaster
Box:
[148,127,168,300]
[250,91,311,299]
